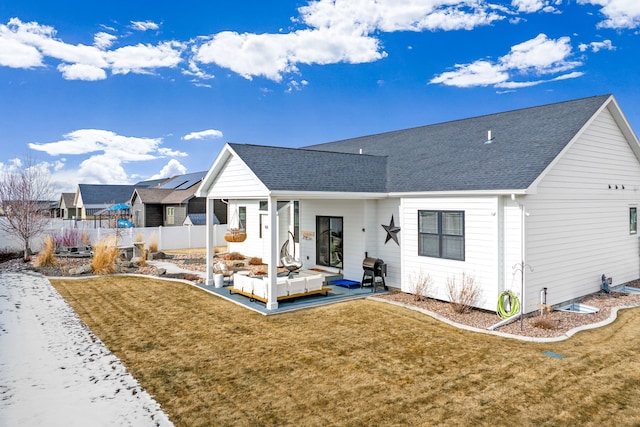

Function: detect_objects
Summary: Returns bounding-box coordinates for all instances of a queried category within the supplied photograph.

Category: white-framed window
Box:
[167,207,175,225]
[630,207,637,234]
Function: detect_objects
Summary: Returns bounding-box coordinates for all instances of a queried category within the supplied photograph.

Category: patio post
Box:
[266,195,278,310]
[205,197,215,286]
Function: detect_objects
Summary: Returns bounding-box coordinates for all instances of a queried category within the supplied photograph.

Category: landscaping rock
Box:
[150,252,170,260]
[69,264,93,275]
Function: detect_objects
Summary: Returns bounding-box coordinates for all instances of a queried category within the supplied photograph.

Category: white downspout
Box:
[488,194,527,331]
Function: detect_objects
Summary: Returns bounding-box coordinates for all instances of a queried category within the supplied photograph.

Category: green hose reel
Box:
[497,290,520,319]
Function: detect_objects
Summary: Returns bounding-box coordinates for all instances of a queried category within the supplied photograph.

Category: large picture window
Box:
[316,216,343,268]
[418,210,465,260]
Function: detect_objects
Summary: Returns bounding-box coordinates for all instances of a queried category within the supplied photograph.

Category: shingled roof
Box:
[306,95,611,192]
[212,95,615,195]
[228,144,388,193]
[77,184,136,205]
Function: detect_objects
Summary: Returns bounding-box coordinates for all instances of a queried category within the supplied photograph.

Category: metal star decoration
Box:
[382,215,401,245]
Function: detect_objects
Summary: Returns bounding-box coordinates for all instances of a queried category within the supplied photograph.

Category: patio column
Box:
[266,195,278,310]
[205,197,215,286]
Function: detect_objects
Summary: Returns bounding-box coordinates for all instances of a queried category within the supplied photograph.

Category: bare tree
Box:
[0,157,53,261]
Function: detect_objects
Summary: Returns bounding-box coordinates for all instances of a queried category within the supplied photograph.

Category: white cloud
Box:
[578,0,640,29]
[430,60,510,87]
[130,21,160,31]
[298,0,503,33]
[158,148,188,156]
[0,18,184,81]
[94,32,117,49]
[24,129,189,188]
[182,129,224,141]
[0,36,43,68]
[149,159,187,180]
[57,63,107,80]
[106,41,185,75]
[431,34,583,88]
[195,0,504,82]
[578,39,615,52]
[29,129,164,161]
[76,154,130,184]
[1,0,635,86]
[500,34,580,74]
[511,0,558,13]
[196,28,384,82]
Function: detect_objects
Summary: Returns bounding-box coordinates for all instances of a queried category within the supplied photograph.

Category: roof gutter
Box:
[388,189,529,198]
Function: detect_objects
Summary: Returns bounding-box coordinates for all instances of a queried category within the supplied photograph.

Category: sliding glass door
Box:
[316,216,343,268]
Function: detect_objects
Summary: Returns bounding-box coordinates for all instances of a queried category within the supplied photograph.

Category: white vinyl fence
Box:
[0,218,227,253]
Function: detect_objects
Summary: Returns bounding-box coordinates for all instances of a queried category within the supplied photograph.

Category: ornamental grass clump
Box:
[34,236,58,268]
[91,236,119,275]
[134,233,147,267]
[148,232,158,253]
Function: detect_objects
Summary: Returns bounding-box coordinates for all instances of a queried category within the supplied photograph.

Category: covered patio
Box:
[192,271,388,315]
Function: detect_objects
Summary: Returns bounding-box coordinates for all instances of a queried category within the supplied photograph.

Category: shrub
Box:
[248,257,264,266]
[91,236,119,275]
[446,272,480,314]
[35,236,58,268]
[220,252,245,261]
[410,271,432,302]
[533,304,555,330]
[81,231,91,247]
[52,228,82,248]
[148,233,158,253]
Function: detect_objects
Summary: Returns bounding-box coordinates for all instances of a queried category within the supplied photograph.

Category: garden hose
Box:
[497,291,520,319]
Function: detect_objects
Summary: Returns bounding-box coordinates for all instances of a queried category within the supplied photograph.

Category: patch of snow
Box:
[0,271,173,426]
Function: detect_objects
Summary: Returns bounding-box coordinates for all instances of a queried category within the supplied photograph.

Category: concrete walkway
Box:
[0,271,174,427]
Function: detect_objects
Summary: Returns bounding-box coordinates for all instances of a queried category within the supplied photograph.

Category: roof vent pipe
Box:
[485,130,494,144]
[359,148,363,154]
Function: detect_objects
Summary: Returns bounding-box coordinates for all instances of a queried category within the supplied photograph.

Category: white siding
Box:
[401,196,500,311]
[299,199,370,281]
[209,156,268,198]
[503,199,524,296]
[373,198,402,288]
[524,106,640,312]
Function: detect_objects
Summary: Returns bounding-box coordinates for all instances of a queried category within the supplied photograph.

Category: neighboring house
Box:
[129,171,226,227]
[197,94,640,312]
[58,192,78,219]
[130,188,201,227]
[73,184,138,219]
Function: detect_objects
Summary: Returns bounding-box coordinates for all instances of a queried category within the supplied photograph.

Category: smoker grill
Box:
[361,257,387,292]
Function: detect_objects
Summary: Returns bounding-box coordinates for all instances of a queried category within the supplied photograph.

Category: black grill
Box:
[361,257,387,292]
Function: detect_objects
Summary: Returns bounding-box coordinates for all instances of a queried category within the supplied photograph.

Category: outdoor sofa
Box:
[230,273,330,303]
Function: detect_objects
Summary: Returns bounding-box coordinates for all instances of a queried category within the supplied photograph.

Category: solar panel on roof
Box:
[159,179,185,189]
[175,178,201,190]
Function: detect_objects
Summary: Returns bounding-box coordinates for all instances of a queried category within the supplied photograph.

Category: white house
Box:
[196,94,640,313]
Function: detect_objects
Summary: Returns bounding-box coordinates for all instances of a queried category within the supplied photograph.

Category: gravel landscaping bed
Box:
[377,285,640,339]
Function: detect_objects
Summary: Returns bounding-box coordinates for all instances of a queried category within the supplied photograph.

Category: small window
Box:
[630,207,637,234]
[418,210,465,261]
[238,206,246,230]
[167,207,175,225]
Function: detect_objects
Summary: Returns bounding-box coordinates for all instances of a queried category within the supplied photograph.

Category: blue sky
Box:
[1,0,639,194]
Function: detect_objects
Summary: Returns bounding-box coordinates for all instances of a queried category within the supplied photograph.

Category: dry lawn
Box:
[50,276,640,427]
